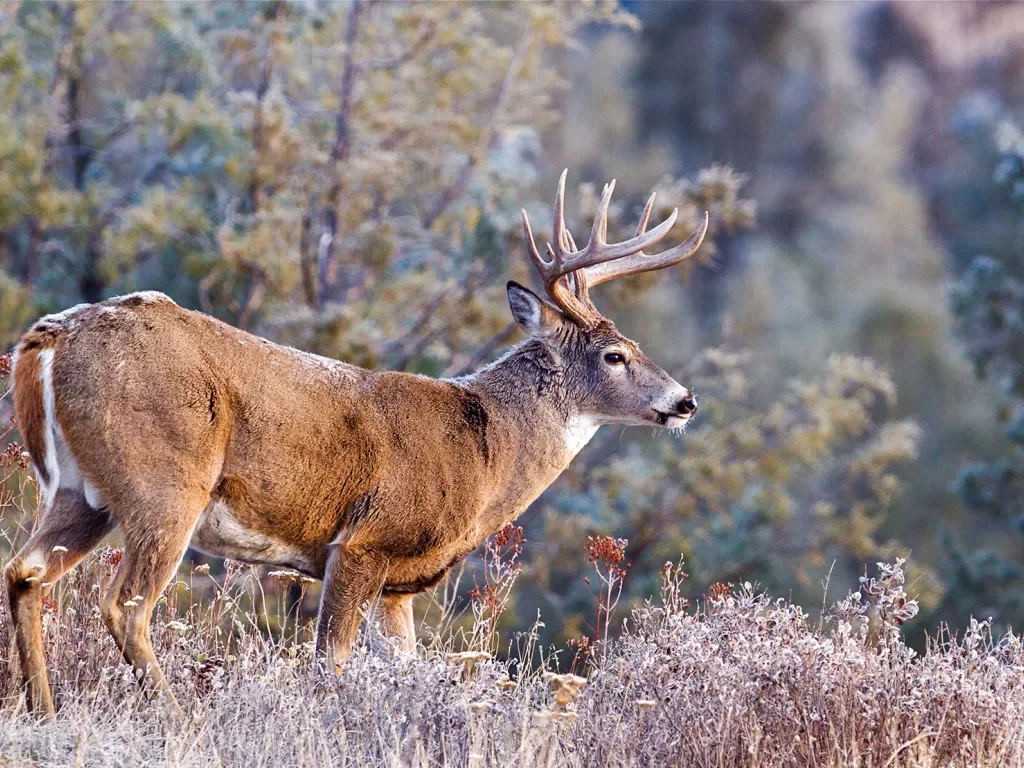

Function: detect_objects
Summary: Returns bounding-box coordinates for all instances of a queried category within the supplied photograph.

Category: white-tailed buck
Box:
[3,170,706,717]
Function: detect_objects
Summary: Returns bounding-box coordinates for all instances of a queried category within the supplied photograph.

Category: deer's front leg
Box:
[315,544,388,671]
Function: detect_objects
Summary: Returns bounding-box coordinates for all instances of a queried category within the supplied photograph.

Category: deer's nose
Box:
[677,395,697,416]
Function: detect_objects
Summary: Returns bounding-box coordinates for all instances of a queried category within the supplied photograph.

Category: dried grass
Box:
[0,544,1021,766]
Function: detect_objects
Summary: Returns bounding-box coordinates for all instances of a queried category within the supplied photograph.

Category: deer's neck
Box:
[456,339,597,486]
[460,339,567,415]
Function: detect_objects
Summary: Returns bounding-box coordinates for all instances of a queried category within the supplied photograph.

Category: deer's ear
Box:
[507,281,564,335]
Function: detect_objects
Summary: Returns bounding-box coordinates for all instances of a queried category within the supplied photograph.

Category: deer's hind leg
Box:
[99,487,210,715]
[378,592,416,654]
[4,489,117,718]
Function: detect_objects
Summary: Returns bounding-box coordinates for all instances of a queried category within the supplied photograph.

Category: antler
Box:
[521,169,709,328]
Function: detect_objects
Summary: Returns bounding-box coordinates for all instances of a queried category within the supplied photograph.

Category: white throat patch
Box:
[564,415,600,455]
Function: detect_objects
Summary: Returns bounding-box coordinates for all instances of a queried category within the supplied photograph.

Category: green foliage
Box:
[950,124,1024,399]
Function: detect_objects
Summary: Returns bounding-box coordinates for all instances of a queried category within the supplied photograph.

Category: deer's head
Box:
[508,170,708,431]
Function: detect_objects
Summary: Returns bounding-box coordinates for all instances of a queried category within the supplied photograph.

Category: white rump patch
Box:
[564,415,600,455]
[83,479,106,510]
[37,349,61,507]
[37,349,106,510]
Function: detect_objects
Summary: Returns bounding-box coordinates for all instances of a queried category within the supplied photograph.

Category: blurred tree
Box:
[0,3,226,315]
[0,0,647,361]
[619,0,1024,645]
[630,1,827,340]
[947,123,1024,630]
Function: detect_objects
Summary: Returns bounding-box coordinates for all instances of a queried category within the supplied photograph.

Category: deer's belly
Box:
[190,500,318,575]
[382,543,478,595]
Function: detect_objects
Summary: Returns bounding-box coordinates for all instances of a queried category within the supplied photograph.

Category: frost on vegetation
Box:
[0,553,1021,767]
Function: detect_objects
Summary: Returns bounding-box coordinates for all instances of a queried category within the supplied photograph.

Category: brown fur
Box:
[4,283,696,717]
[12,344,47,486]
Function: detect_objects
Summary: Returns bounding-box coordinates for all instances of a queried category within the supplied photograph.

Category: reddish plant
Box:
[567,635,595,675]
[584,535,630,663]
[707,581,735,604]
[1,442,25,472]
[469,523,525,653]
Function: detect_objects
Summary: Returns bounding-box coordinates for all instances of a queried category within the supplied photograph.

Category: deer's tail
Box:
[11,327,62,503]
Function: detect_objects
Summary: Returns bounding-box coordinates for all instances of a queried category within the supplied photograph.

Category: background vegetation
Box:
[3,0,1024,740]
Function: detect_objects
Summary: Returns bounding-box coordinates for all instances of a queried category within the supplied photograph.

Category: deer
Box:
[2,170,706,718]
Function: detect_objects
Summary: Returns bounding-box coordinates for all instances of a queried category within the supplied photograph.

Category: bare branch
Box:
[316,0,367,309]
[97,158,170,229]
[366,21,436,71]
[443,321,518,378]
[237,270,267,331]
[383,267,493,371]
[421,32,529,230]
[250,4,280,215]
[331,0,365,165]
[299,212,317,309]
[198,268,222,316]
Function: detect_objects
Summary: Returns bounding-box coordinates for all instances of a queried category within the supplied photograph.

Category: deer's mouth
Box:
[650,409,691,429]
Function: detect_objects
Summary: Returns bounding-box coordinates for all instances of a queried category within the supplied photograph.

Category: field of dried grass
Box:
[1,541,1022,765]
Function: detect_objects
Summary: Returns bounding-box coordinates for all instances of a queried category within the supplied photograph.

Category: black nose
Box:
[678,395,697,415]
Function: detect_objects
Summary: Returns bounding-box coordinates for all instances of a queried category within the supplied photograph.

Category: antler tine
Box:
[565,229,578,252]
[589,180,615,248]
[521,209,551,274]
[567,206,679,270]
[539,180,680,281]
[522,205,587,322]
[582,211,710,287]
[636,192,656,237]
[553,168,572,258]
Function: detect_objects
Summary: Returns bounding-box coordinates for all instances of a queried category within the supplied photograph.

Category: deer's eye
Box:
[604,352,626,366]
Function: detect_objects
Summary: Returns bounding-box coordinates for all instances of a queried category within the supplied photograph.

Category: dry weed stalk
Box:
[584,535,630,664]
